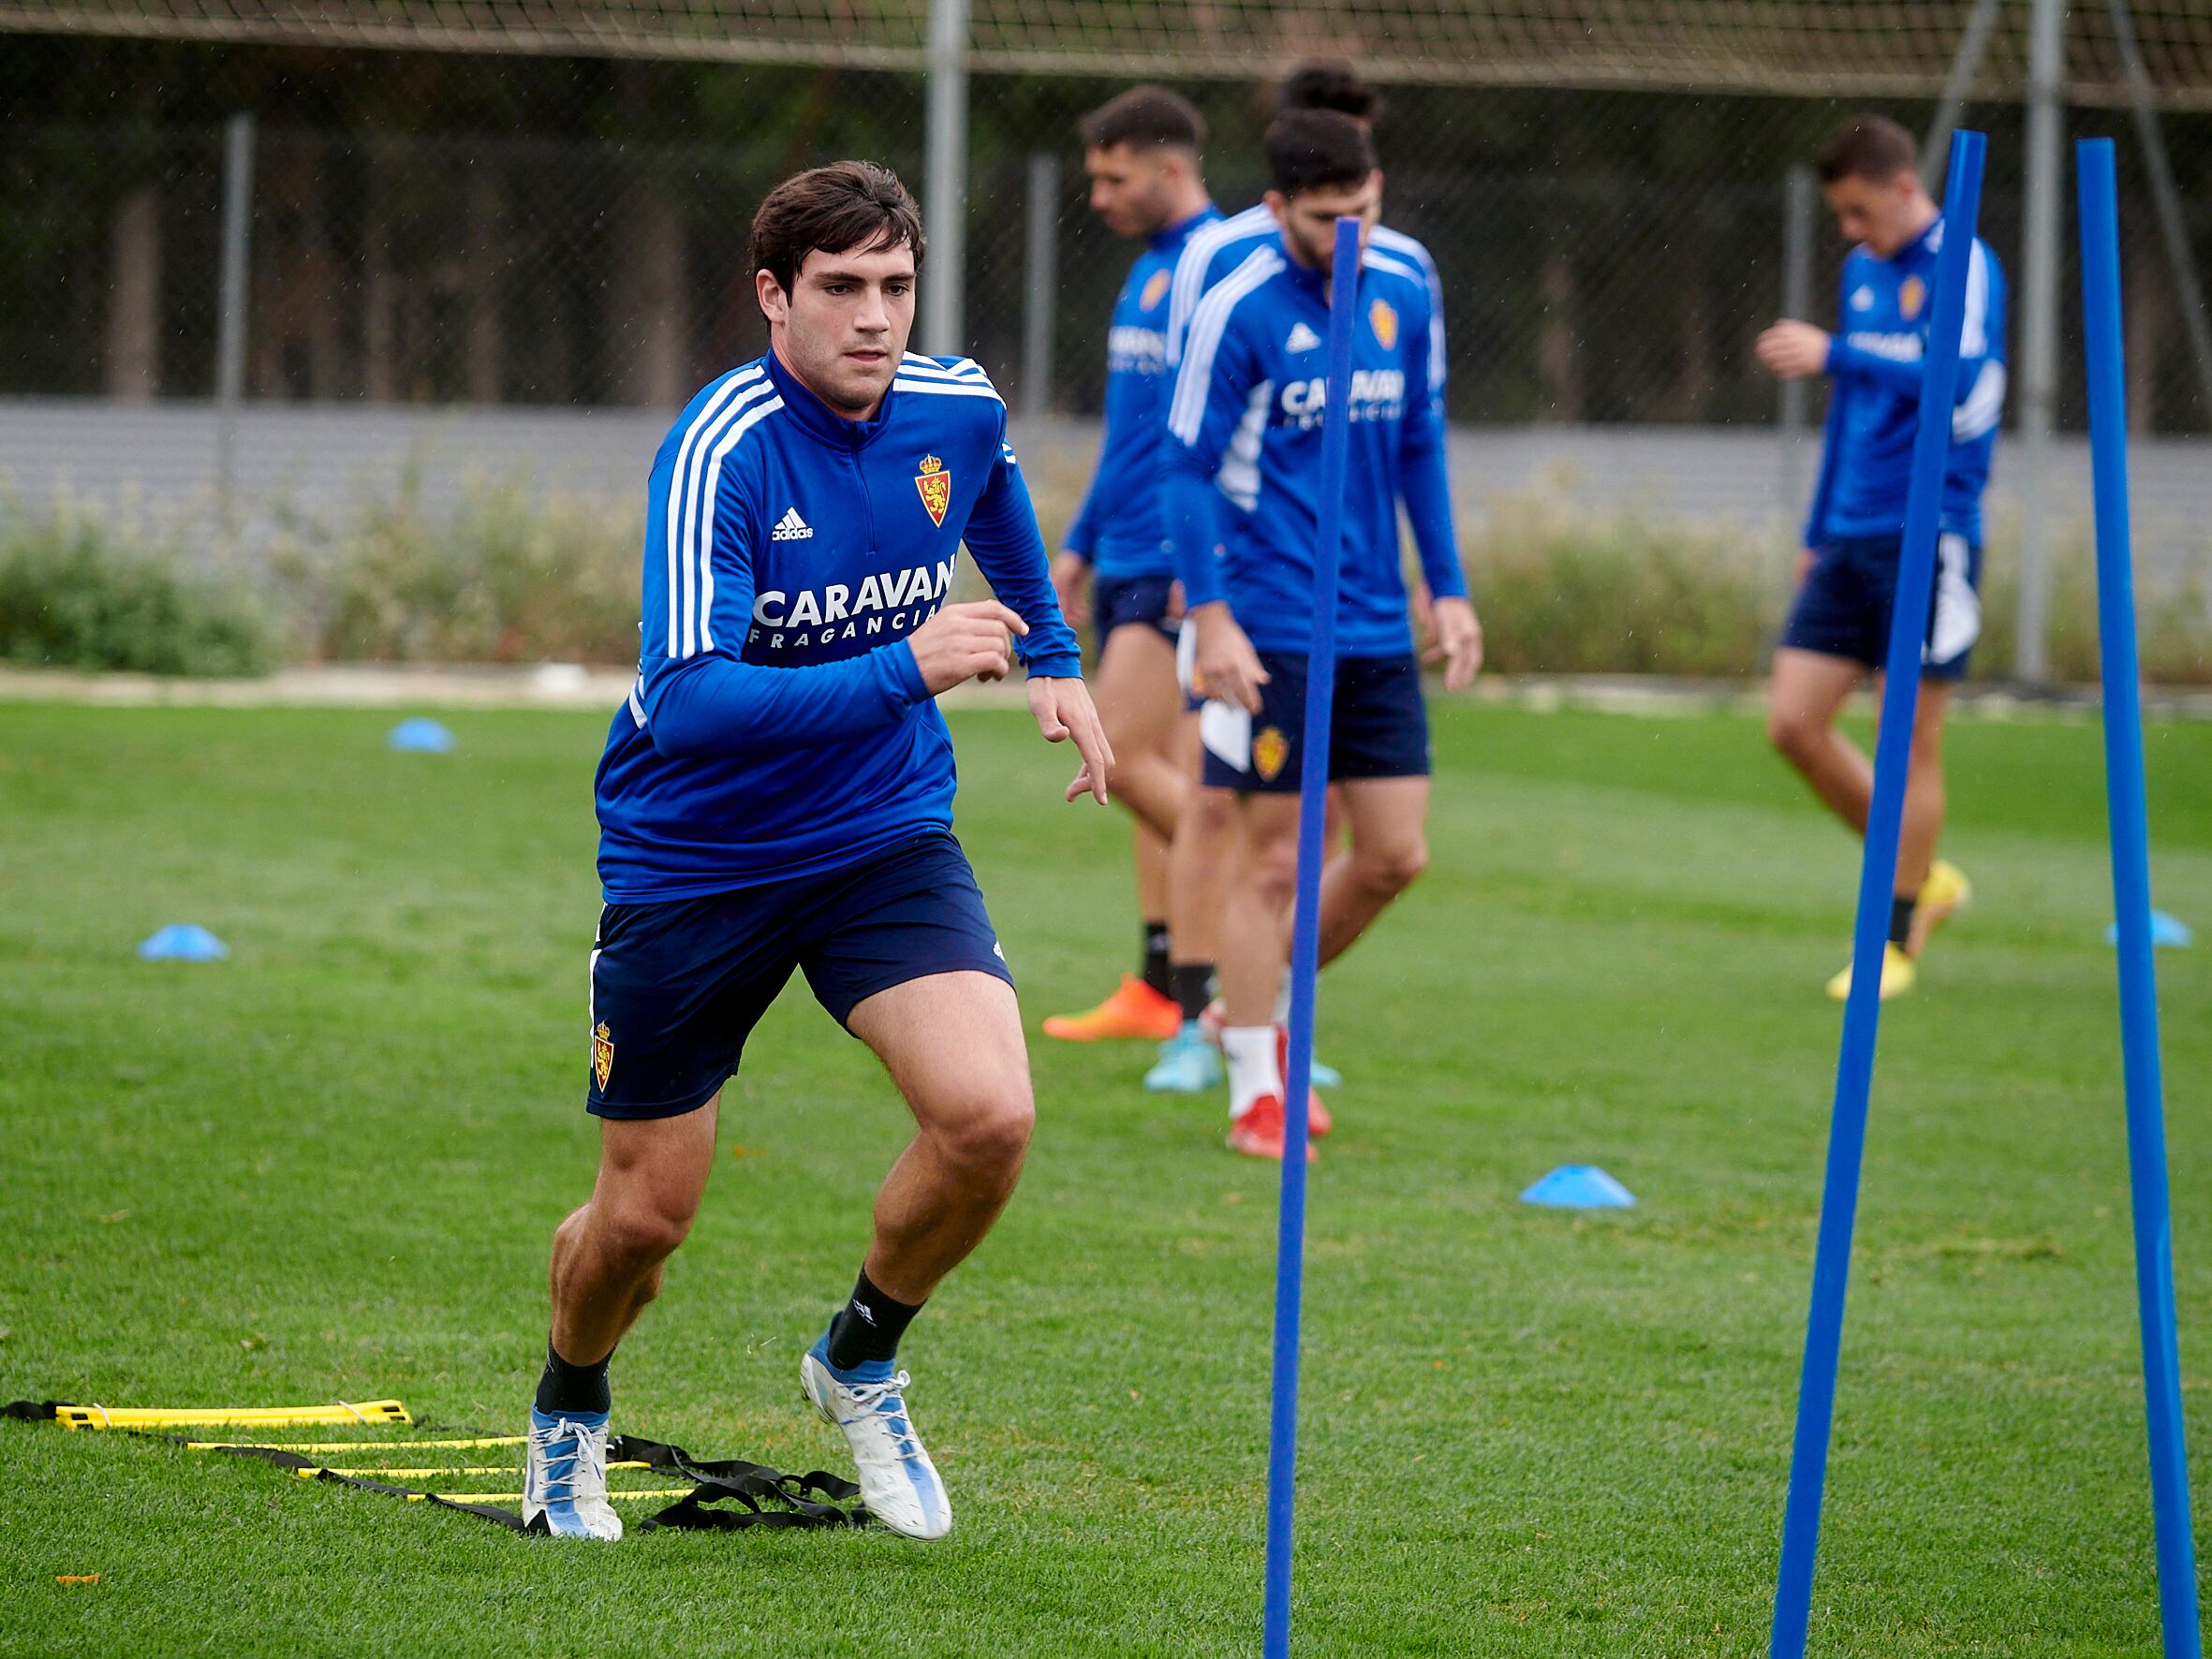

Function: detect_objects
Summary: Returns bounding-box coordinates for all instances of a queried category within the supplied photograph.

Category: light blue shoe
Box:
[1144,1022,1223,1093]
[524,1406,622,1539]
[1308,1055,1343,1089]
[802,1340,951,1540]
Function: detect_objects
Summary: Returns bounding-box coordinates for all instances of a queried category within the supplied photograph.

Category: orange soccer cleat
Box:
[1040,976,1182,1043]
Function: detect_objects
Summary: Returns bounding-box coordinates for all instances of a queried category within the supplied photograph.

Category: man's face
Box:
[756,240,916,418]
[1265,171,1383,272]
[1823,169,1923,258]
[1085,143,1181,238]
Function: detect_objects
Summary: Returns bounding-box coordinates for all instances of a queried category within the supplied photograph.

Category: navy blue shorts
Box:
[1092,572,1179,643]
[585,831,1011,1120]
[1201,653,1430,793]
[1782,533,1984,680]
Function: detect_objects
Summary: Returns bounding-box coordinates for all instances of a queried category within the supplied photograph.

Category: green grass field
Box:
[4,697,2210,1656]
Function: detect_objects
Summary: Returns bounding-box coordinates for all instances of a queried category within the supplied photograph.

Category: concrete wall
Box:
[4,399,2208,578]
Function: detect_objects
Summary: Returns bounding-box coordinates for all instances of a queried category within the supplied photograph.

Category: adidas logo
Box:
[1286,322,1322,353]
[771,507,814,541]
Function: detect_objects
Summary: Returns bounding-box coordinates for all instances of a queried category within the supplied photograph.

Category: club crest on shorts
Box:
[1368,298,1399,350]
[915,454,952,528]
[1253,726,1290,782]
[1899,275,1926,320]
[592,1021,614,1091]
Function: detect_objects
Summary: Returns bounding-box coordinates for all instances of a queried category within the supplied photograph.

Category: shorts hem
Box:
[587,1077,728,1121]
[818,952,1015,1029]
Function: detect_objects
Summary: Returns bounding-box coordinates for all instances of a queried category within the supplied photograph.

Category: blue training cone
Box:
[2105,911,2192,948]
[139,924,229,962]
[388,717,456,753]
[1521,1165,1636,1209]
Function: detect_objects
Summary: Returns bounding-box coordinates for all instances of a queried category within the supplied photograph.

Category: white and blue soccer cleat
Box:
[801,1343,951,1540]
[524,1407,623,1540]
[1145,1022,1224,1093]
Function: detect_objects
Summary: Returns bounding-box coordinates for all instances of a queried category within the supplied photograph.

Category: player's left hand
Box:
[1755,320,1832,380]
[1027,675,1114,805]
[1424,595,1483,691]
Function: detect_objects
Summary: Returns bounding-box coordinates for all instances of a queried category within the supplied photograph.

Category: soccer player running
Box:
[1756,114,2005,1001]
[1158,61,1451,1097]
[1166,111,1481,1161]
[1040,88,1224,1066]
[525,162,1111,1541]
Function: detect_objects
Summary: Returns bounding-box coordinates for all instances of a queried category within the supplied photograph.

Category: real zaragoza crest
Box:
[592,1021,614,1090]
[915,454,952,528]
[1253,727,1290,782]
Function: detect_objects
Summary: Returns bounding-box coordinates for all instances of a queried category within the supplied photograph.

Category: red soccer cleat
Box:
[1228,1094,1320,1162]
[1041,976,1182,1043]
[1273,1028,1333,1138]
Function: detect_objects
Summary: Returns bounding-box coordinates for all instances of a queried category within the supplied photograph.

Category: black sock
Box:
[824,1269,923,1372]
[1142,922,1172,998]
[1889,895,1918,949]
[1172,962,1215,1024]
[535,1338,611,1417]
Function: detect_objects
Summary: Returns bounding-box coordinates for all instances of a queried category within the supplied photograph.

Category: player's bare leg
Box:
[1042,624,1187,1044]
[1148,724,1233,1092]
[533,1103,720,1540]
[1767,647,1872,830]
[1313,776,1430,967]
[1217,793,1320,1159]
[549,1104,721,1371]
[846,971,1036,1303]
[802,969,1035,1540]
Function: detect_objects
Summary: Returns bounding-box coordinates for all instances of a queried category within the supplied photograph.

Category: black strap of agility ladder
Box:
[3,1403,867,1534]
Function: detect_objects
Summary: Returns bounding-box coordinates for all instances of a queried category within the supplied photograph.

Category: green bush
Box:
[1458,480,1785,677]
[0,497,271,676]
[273,470,642,665]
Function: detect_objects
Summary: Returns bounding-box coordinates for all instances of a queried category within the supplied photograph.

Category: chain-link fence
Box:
[4,43,2209,433]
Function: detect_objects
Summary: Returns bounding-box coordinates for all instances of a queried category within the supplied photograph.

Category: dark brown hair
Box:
[1079,86,1206,154]
[749,161,924,296]
[1817,114,1918,185]
[1263,110,1376,198]
[1278,61,1382,125]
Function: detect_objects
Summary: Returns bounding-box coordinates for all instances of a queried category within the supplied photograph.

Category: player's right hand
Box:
[1190,602,1268,714]
[909,600,1028,693]
[1796,548,1820,588]
[1051,551,1092,628]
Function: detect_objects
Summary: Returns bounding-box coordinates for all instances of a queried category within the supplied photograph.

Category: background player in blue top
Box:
[1039,88,1224,1058]
[1756,114,2007,1003]
[1166,112,1482,1162]
[525,162,1111,1545]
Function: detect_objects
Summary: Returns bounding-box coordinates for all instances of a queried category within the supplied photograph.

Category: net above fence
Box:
[2,1,2208,110]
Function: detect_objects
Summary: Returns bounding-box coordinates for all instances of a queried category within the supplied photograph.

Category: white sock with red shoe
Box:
[1221,1026,1279,1122]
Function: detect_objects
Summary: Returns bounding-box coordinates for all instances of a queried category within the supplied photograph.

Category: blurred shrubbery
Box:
[3,473,2206,683]
[0,495,271,676]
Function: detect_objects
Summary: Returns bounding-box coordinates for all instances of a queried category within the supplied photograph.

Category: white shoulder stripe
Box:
[1170,247,1284,443]
[664,368,769,658]
[1959,239,1991,360]
[892,377,1004,401]
[1363,250,1423,285]
[1953,359,2006,441]
[1169,206,1277,363]
[899,353,992,383]
[686,395,784,658]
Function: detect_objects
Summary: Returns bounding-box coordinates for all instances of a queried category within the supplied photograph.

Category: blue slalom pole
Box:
[1261,213,1362,1659]
[1770,129,1987,1658]
[2077,136,2204,1659]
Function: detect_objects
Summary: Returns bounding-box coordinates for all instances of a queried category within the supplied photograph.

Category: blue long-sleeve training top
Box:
[1807,213,2008,548]
[596,348,1084,903]
[1061,205,1222,579]
[1162,243,1467,659]
[1165,204,1449,415]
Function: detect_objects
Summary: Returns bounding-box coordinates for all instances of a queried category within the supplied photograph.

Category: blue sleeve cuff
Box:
[892,639,930,702]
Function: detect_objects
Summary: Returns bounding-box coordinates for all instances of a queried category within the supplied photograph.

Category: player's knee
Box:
[1248,833,1300,903]
[597,1197,694,1269]
[1357,837,1428,896]
[933,1079,1035,1175]
[1767,707,1821,763]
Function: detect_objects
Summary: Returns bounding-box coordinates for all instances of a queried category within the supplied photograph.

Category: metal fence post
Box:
[1778,165,1816,536]
[1020,152,1060,417]
[214,110,255,528]
[1922,0,2002,192]
[2015,0,2066,684]
[922,0,970,358]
